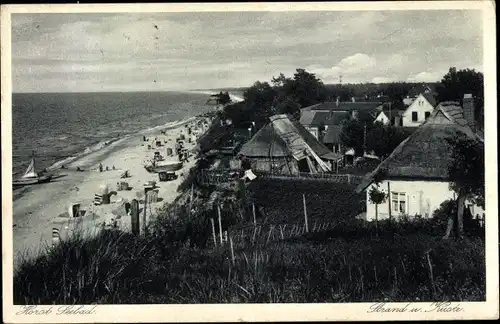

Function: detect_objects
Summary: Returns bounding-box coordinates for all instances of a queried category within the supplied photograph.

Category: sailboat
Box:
[13,153,53,187]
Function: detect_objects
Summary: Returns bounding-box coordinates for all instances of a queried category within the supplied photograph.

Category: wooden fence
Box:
[197,169,364,185]
[210,219,337,251]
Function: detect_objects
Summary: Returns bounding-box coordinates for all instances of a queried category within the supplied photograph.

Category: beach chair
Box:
[68,203,81,218]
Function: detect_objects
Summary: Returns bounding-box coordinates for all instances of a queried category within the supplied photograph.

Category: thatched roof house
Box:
[238,114,342,174]
[356,101,484,221]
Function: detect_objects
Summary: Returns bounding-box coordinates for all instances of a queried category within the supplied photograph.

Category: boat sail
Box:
[13,152,53,187]
[22,158,38,179]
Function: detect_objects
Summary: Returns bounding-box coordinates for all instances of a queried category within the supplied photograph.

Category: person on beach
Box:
[99,163,103,172]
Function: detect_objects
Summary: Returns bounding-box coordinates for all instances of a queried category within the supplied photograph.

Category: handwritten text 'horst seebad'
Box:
[368,302,464,313]
[16,305,97,316]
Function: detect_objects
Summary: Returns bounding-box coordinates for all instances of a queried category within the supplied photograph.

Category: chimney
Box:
[463,94,475,130]
[351,97,355,103]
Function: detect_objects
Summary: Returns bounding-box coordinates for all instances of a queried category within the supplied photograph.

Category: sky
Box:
[11,10,483,93]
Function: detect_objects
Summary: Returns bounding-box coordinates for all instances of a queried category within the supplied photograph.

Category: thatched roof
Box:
[237,122,289,158]
[356,102,482,193]
[238,114,340,161]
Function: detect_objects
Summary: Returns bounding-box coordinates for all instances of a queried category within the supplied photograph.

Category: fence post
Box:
[252,203,257,226]
[347,174,351,184]
[142,193,148,236]
[303,194,309,233]
[217,204,223,245]
[210,217,217,247]
[131,199,140,235]
[266,225,274,243]
[230,236,235,265]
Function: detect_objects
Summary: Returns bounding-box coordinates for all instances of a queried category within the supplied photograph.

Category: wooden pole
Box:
[142,193,148,236]
[387,182,392,221]
[230,236,235,265]
[189,184,194,215]
[252,203,256,226]
[266,225,274,243]
[131,199,140,235]
[217,205,223,245]
[303,194,309,233]
[210,218,217,247]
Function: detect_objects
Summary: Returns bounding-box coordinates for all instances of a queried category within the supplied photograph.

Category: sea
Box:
[11,91,230,176]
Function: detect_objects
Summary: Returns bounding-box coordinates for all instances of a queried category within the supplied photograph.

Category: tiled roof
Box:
[422,92,437,107]
[302,101,382,112]
[323,125,343,144]
[310,111,350,126]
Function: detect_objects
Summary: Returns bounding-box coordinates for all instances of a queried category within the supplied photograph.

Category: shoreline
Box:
[13,117,199,178]
[12,115,212,271]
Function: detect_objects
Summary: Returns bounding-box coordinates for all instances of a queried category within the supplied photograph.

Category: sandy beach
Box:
[12,116,210,269]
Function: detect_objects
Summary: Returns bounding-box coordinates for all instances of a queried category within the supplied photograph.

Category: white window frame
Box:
[391,192,407,214]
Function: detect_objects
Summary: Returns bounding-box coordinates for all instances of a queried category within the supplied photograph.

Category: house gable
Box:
[374,111,390,125]
[401,93,435,127]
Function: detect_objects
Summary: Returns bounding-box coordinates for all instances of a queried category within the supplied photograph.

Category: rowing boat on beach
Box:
[145,160,183,173]
[13,154,53,187]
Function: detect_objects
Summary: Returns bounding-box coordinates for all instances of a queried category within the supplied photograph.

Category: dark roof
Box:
[422,92,437,107]
[323,125,343,144]
[310,111,350,126]
[407,84,436,98]
[238,114,339,161]
[302,101,382,112]
[356,102,482,192]
[299,110,316,125]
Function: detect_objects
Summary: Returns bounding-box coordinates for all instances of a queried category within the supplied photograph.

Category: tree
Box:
[368,184,387,237]
[339,118,365,157]
[283,68,328,108]
[243,81,277,126]
[272,95,301,120]
[366,123,410,159]
[438,67,484,127]
[443,132,484,239]
[216,91,232,105]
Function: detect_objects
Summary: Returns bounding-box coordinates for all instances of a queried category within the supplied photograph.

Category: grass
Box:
[14,196,486,304]
[246,178,365,224]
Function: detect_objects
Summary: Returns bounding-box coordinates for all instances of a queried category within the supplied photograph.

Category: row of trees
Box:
[210,91,232,105]
[240,69,327,128]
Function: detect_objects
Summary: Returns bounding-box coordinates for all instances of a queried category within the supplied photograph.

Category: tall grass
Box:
[14,205,486,304]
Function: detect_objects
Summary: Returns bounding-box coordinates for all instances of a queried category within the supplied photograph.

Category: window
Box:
[412,111,418,121]
[391,192,407,214]
[425,111,431,119]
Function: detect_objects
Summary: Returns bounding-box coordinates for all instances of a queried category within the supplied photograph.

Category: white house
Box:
[401,93,437,127]
[374,111,390,125]
[403,84,434,106]
[356,99,484,221]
